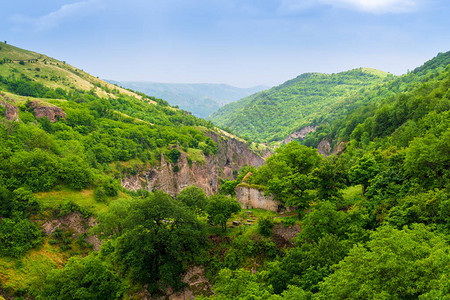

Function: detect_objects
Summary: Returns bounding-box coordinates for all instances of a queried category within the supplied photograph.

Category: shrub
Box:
[257,216,274,237]
[0,217,43,257]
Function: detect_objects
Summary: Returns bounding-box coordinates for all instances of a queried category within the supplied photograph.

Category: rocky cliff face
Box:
[235,185,279,211]
[121,131,266,196]
[317,139,347,156]
[31,100,66,122]
[0,90,19,121]
[283,126,317,144]
[1,99,19,122]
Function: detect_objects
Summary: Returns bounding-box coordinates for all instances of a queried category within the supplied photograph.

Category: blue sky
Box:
[1,0,449,87]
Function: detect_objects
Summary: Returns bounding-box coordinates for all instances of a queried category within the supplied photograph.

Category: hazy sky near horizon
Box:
[1,0,449,87]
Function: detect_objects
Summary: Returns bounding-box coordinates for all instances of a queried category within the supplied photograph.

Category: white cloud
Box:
[323,0,420,13]
[279,0,422,14]
[11,0,104,32]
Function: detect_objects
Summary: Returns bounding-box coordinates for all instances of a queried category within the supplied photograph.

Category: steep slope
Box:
[106,80,268,118]
[213,52,449,299]
[0,41,265,197]
[302,50,450,152]
[210,68,394,143]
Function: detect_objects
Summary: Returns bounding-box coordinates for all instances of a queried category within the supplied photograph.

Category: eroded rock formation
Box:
[1,99,19,121]
[121,132,266,196]
[31,100,66,122]
[283,125,317,144]
[317,139,332,156]
[40,212,101,251]
[235,185,278,211]
[317,138,347,156]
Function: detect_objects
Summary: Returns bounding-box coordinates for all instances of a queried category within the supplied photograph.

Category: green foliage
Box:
[317,224,450,299]
[167,147,181,163]
[93,198,134,239]
[6,149,60,192]
[348,154,380,194]
[208,268,275,299]
[298,201,369,245]
[310,157,347,201]
[211,68,392,142]
[219,165,258,196]
[59,155,93,190]
[176,185,208,214]
[403,129,450,189]
[0,217,43,257]
[41,254,124,299]
[110,191,208,292]
[57,200,92,218]
[250,142,321,209]
[1,43,450,299]
[94,176,120,202]
[206,195,241,231]
[385,189,449,231]
[0,186,39,218]
[257,217,274,237]
[265,233,348,294]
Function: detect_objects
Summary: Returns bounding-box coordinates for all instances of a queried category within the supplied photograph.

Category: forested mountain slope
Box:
[211,68,394,142]
[0,41,448,300]
[0,42,267,298]
[0,42,263,195]
[106,80,268,118]
[210,51,449,299]
[302,50,450,151]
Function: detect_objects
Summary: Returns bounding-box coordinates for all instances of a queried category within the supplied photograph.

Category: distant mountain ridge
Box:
[105,80,268,118]
[210,68,395,143]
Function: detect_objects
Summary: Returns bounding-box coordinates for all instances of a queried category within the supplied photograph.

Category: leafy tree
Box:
[265,233,348,294]
[167,148,181,163]
[348,154,380,195]
[111,191,208,292]
[7,149,60,192]
[42,254,124,299]
[403,129,450,189]
[310,157,347,201]
[59,155,93,190]
[176,185,208,214]
[385,189,449,230]
[257,216,274,237]
[0,217,43,257]
[94,198,134,239]
[251,142,321,209]
[298,201,369,245]
[206,268,275,300]
[206,195,241,231]
[317,224,450,299]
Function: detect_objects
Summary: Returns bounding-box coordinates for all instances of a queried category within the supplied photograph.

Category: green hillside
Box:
[106,80,268,118]
[0,43,228,297]
[211,68,394,143]
[0,41,449,299]
[211,51,449,299]
[301,51,450,149]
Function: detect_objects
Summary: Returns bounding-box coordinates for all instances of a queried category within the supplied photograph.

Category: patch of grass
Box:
[187,148,206,165]
[35,188,131,215]
[0,240,64,296]
[342,185,364,205]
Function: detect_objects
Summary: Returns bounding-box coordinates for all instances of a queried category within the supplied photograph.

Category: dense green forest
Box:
[301,51,450,149]
[0,43,221,298]
[0,42,449,299]
[210,52,450,299]
[211,68,395,143]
